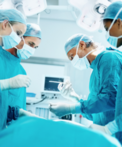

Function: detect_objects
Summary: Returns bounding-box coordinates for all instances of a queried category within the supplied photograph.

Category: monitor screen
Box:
[44,77,64,92]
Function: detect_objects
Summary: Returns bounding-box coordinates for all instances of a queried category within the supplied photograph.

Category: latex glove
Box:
[9,75,31,89]
[89,124,112,135]
[50,103,77,117]
[0,75,31,90]
[106,120,119,135]
[58,80,80,102]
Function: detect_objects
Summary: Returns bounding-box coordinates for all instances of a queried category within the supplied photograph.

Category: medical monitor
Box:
[42,75,70,94]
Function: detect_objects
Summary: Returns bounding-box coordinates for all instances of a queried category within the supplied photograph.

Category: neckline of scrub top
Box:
[90,50,106,69]
[0,47,21,62]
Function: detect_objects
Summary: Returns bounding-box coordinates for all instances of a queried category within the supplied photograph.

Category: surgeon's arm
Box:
[0,75,31,90]
[115,71,122,129]
[76,53,121,115]
[90,119,120,135]
[19,108,40,118]
[7,106,40,124]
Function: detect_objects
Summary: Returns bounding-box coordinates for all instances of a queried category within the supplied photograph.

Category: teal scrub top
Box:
[0,47,27,110]
[79,50,122,125]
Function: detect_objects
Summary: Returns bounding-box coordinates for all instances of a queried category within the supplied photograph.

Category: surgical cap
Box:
[0,9,26,24]
[103,1,122,20]
[24,23,41,39]
[65,34,93,54]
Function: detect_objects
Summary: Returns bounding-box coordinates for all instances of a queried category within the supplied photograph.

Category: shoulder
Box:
[100,50,122,63]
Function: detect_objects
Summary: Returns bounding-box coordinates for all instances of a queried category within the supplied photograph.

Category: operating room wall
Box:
[24,17,108,98]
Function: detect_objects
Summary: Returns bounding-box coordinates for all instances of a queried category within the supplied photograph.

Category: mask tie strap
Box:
[85,47,98,57]
[8,22,13,32]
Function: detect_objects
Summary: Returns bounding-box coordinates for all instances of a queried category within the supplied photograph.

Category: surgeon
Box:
[50,34,122,131]
[0,23,41,127]
[89,1,122,144]
[0,9,31,89]
[0,8,33,130]
[5,23,41,109]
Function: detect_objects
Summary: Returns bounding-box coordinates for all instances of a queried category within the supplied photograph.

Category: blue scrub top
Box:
[0,83,8,130]
[79,50,122,125]
[0,47,27,110]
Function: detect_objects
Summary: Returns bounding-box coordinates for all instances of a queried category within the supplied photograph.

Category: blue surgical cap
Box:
[24,23,41,39]
[65,34,93,54]
[103,1,122,20]
[0,9,26,24]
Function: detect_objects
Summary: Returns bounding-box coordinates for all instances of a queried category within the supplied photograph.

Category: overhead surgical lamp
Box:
[0,0,47,16]
[23,0,47,16]
[77,4,101,32]
[94,0,111,15]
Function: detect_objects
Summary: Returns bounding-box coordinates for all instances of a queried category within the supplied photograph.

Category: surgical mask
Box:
[16,38,35,59]
[2,23,21,49]
[106,8,122,48]
[71,36,95,70]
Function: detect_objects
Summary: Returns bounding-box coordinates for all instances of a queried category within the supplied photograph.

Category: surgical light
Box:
[77,5,101,32]
[94,0,111,15]
[23,0,47,16]
[95,5,106,14]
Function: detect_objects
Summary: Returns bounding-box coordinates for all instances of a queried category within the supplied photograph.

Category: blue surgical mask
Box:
[106,8,122,48]
[71,36,95,70]
[2,23,21,49]
[16,38,35,59]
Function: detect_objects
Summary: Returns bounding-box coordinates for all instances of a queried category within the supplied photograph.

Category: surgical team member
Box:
[90,1,122,144]
[50,34,122,130]
[0,9,31,92]
[0,23,41,125]
[0,9,29,90]
[0,8,29,130]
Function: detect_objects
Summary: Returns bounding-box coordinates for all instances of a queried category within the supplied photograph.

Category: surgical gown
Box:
[0,83,8,130]
[0,47,27,109]
[78,50,122,125]
[115,71,122,144]
[0,117,121,147]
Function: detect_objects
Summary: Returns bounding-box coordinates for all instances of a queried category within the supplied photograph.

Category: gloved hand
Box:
[58,80,80,102]
[9,75,31,89]
[0,75,31,90]
[50,103,77,117]
[89,124,112,135]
